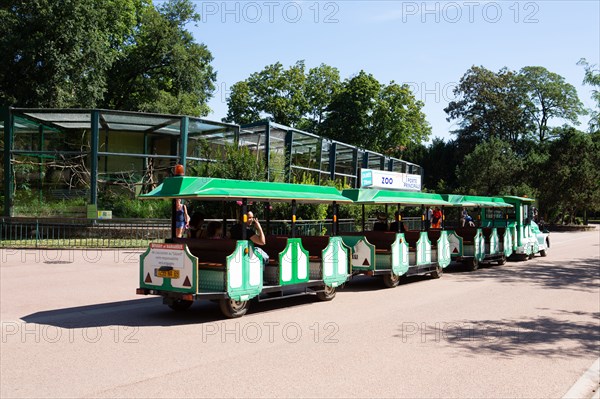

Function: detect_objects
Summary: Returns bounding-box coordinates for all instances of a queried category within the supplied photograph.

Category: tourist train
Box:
[136,166,549,318]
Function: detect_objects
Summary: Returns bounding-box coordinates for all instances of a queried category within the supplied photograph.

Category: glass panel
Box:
[291,131,320,173]
[335,143,355,176]
[268,126,287,182]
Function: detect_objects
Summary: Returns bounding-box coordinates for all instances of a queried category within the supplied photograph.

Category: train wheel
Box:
[382,273,400,288]
[497,256,507,266]
[465,258,479,271]
[316,285,336,301]
[430,266,443,279]
[168,299,194,311]
[528,252,535,260]
[539,249,547,257]
[219,299,249,318]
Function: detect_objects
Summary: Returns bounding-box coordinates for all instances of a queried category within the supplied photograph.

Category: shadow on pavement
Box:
[445,257,599,292]
[21,294,326,329]
[393,310,600,359]
[340,273,435,292]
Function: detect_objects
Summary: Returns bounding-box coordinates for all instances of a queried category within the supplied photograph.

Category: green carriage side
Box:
[340,188,453,287]
[136,176,352,318]
[442,195,513,270]
[500,196,549,259]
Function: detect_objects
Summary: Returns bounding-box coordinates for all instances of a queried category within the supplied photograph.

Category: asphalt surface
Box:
[1,228,599,398]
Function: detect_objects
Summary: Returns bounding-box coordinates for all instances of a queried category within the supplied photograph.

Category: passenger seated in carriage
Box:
[373,212,389,231]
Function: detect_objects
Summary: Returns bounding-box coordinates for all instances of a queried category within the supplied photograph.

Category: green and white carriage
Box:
[136,176,351,318]
[339,189,452,287]
[499,196,549,259]
[443,195,513,271]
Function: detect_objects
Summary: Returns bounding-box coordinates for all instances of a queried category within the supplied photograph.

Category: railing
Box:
[1,216,425,249]
[1,217,171,248]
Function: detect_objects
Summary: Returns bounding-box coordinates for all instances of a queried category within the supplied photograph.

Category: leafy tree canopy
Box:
[445,65,585,154]
[0,0,215,116]
[578,58,600,133]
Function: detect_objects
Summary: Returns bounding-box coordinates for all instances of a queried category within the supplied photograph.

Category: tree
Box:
[1,0,215,116]
[404,138,460,192]
[372,82,431,154]
[0,0,139,108]
[538,127,600,224]
[578,58,600,133]
[321,71,381,147]
[456,137,526,196]
[322,72,430,152]
[224,61,308,126]
[445,66,532,154]
[102,0,216,116]
[299,64,342,133]
[520,66,585,142]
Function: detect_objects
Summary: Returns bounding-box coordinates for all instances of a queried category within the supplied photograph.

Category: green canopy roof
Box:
[442,194,513,208]
[341,189,452,206]
[502,195,536,203]
[139,177,352,204]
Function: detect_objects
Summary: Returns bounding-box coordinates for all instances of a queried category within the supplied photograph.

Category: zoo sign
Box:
[360,169,422,192]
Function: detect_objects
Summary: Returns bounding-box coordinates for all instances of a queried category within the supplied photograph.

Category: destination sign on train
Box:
[360,169,422,191]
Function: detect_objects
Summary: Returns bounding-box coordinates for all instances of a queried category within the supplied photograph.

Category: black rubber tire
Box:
[168,299,194,311]
[382,273,401,288]
[528,252,535,260]
[539,249,547,257]
[430,266,443,279]
[219,299,249,318]
[497,255,507,265]
[465,257,479,271]
[316,285,336,301]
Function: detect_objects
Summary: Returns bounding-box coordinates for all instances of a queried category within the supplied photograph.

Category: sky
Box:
[181,0,599,142]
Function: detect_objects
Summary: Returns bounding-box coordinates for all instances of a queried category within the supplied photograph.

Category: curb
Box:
[563,358,600,399]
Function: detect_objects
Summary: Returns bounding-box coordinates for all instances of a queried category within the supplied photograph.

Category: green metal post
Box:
[284,129,293,183]
[351,148,359,188]
[3,107,14,217]
[39,125,44,202]
[291,199,296,238]
[179,116,189,172]
[265,122,271,181]
[329,142,337,180]
[90,110,99,205]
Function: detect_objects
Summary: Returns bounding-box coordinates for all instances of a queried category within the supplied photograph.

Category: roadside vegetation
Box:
[1,0,598,224]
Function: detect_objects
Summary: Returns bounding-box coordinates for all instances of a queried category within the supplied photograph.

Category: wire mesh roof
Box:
[8,108,238,136]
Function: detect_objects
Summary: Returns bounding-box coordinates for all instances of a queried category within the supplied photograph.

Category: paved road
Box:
[1,229,599,398]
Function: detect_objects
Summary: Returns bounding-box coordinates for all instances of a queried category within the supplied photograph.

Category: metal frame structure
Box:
[1,109,424,217]
[240,121,423,187]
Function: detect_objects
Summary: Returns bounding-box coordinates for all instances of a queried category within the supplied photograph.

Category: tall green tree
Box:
[578,58,600,133]
[538,126,600,223]
[322,72,430,152]
[520,66,585,142]
[321,71,381,147]
[445,66,532,154]
[456,137,527,196]
[300,64,342,133]
[0,0,140,108]
[372,82,431,154]
[224,61,308,126]
[102,0,216,116]
[1,0,215,115]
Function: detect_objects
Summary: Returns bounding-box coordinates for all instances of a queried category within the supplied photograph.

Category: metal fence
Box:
[1,217,171,248]
[1,217,424,249]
